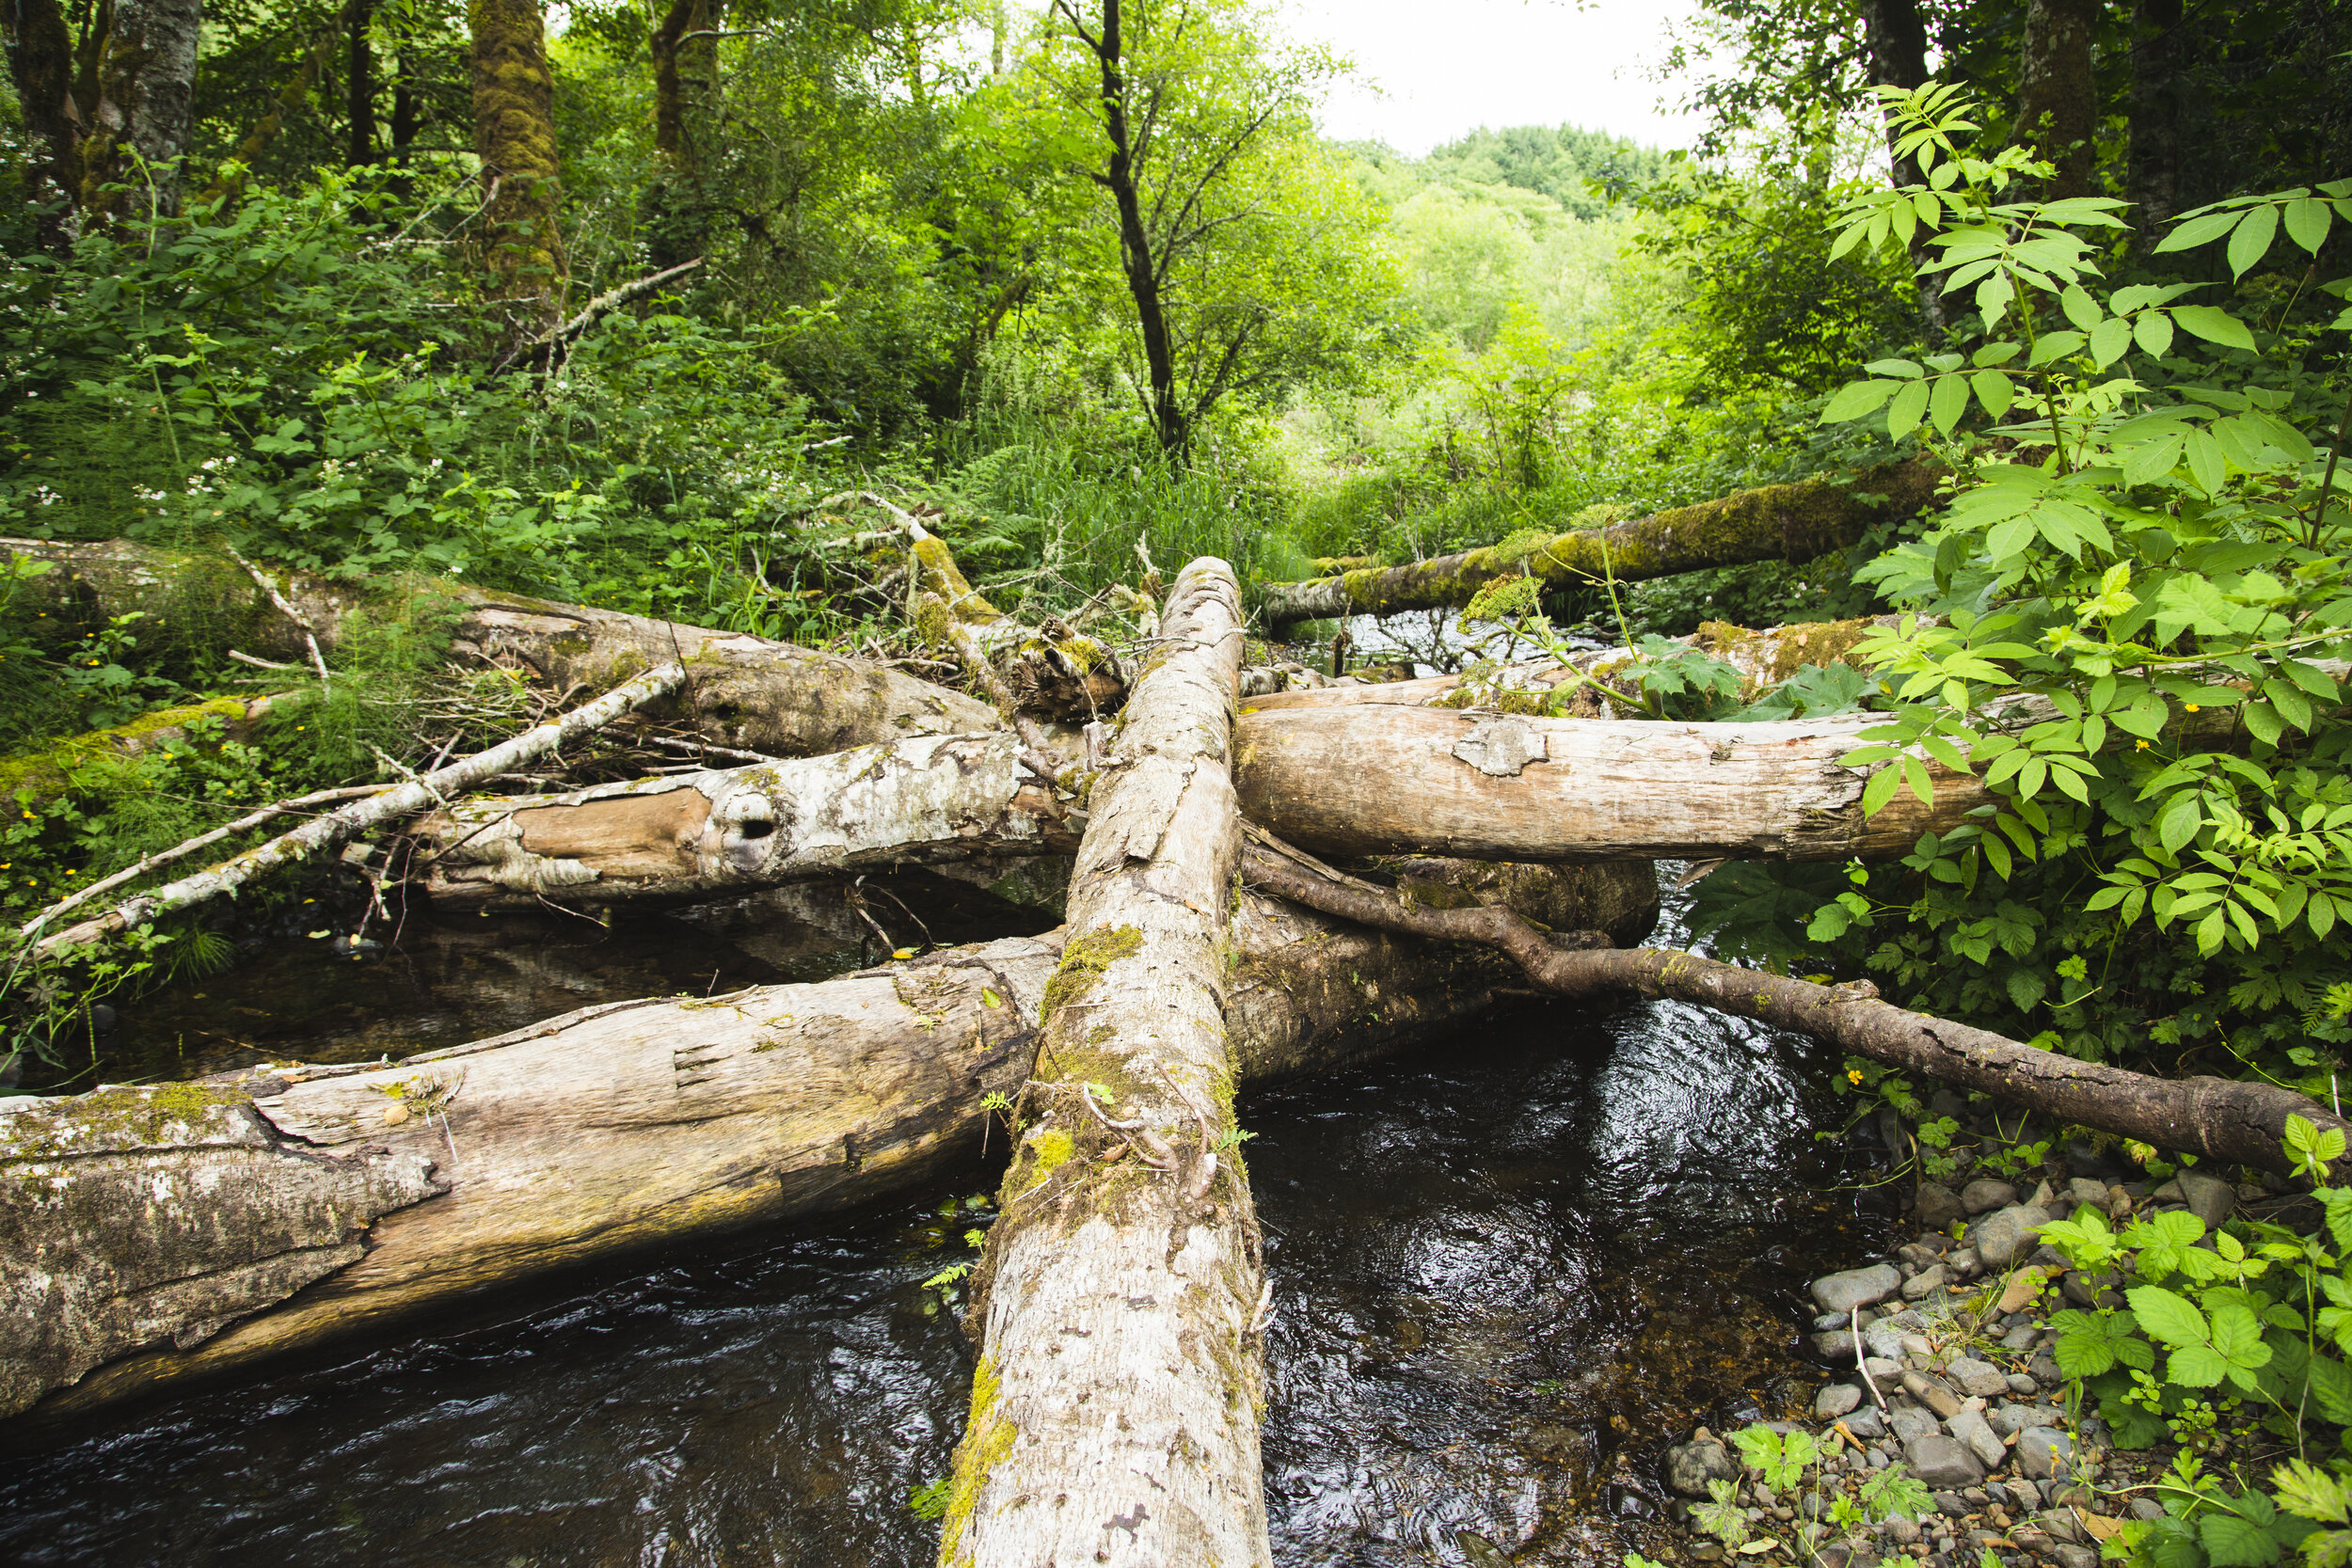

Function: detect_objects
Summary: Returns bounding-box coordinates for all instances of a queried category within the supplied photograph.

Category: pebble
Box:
[2000,1324,2039,1352]
[1945,1356,2009,1399]
[1899,1370,1963,1418]
[1842,1405,1887,1440]
[1815,1311,1851,1332]
[1665,1437,1739,1497]
[2063,1176,2109,1211]
[1813,1263,1904,1315]
[1901,1264,1947,1301]
[1915,1184,1967,1230]
[2055,1547,2100,1568]
[2177,1170,2236,1231]
[1887,1404,1940,1444]
[1991,1403,2064,1437]
[1970,1204,2052,1269]
[1947,1405,2006,1468]
[1816,1382,1864,1419]
[1907,1433,1985,1488]
[2006,1372,2039,1395]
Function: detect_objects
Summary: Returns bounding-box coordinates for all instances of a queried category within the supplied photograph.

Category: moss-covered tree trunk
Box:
[469,0,564,339]
[940,559,1264,1567]
[77,0,202,218]
[1256,462,1943,631]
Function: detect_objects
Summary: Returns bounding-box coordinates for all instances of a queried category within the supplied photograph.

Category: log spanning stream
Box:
[0,872,1897,1567]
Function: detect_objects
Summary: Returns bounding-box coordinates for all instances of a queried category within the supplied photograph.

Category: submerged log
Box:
[1237,704,1982,863]
[944,559,1263,1568]
[1244,839,2352,1179]
[1,856,1653,1426]
[1257,462,1942,630]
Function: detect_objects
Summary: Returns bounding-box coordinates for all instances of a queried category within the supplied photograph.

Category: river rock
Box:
[2017,1427,2075,1480]
[1816,1382,1864,1419]
[1945,1356,2009,1399]
[1916,1184,1967,1230]
[1813,1264,1903,1315]
[1880,1516,1922,1546]
[1666,1437,1740,1496]
[1971,1204,2051,1269]
[1887,1404,1941,1444]
[2063,1177,2108,1212]
[1899,1370,1963,1418]
[1992,1403,2065,1437]
[1863,1355,1904,1384]
[1843,1405,1887,1440]
[1815,1311,1851,1331]
[2177,1170,2236,1231]
[1947,1405,2006,1469]
[1906,1433,1986,1488]
[1962,1178,2018,1214]
[1899,1264,1947,1302]
[1811,1331,1860,1364]
[2007,1373,2039,1397]
[2056,1546,2100,1568]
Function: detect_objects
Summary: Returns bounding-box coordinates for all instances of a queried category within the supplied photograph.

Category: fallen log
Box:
[1236,704,1980,863]
[0,693,286,805]
[0,856,1651,1425]
[415,729,1080,911]
[1243,838,2352,1178]
[33,663,688,954]
[0,536,998,757]
[1257,462,1943,631]
[944,558,1264,1568]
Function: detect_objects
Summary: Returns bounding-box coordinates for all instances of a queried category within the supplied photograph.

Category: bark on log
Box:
[0,536,999,756]
[1243,841,2352,1180]
[1236,704,1981,863]
[1257,463,1943,630]
[0,856,1654,1425]
[943,559,1263,1568]
[416,729,1079,911]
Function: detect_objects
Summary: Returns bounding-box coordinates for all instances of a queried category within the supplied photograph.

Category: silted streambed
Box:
[1,887,1899,1567]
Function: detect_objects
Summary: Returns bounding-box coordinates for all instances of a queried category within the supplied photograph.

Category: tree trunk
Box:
[1856,0,1946,332]
[0,536,1000,758]
[2127,0,2185,239]
[1235,704,1980,863]
[344,0,375,166]
[1257,462,1944,630]
[415,730,1080,911]
[2018,0,2102,200]
[469,0,564,338]
[0,693,284,806]
[77,0,201,217]
[2,855,1650,1425]
[643,0,717,271]
[5,0,85,248]
[1243,839,2352,1181]
[943,559,1263,1567]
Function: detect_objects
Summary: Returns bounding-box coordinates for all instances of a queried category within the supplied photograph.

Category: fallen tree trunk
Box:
[1,856,1654,1425]
[1237,704,1981,863]
[0,693,286,805]
[1257,462,1943,631]
[944,559,1264,1568]
[415,729,1080,911]
[0,536,998,757]
[1242,838,2352,1178]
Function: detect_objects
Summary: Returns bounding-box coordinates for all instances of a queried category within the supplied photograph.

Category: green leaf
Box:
[2128,1285,2209,1347]
[2185,428,2228,494]
[2173,305,2257,351]
[2284,196,2334,254]
[2029,328,2088,366]
[1970,369,2015,419]
[1887,378,1930,439]
[2090,315,2135,367]
[2228,201,2280,277]
[2158,792,2204,854]
[2265,677,2313,731]
[2159,209,2245,252]
[1823,379,1900,422]
[2244,701,2285,747]
[1929,372,1970,436]
[2060,283,2102,330]
[2201,1509,2284,1567]
[2136,309,2177,358]
[2124,432,2186,486]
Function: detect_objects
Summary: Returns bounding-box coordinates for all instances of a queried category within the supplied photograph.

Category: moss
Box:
[1040,923,1142,1018]
[938,1354,1018,1566]
[1022,1127,1075,1193]
[7,1081,250,1159]
[0,695,259,803]
[912,593,954,649]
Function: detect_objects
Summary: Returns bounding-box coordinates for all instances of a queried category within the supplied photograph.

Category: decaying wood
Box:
[222,542,332,689]
[1236,704,1981,863]
[1243,839,2352,1179]
[36,664,688,955]
[0,536,998,757]
[945,558,1264,1568]
[414,729,1080,911]
[0,693,288,806]
[0,855,1654,1425]
[1257,462,1943,630]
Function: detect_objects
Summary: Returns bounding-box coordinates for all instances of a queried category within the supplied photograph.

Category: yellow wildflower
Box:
[1847,1069,1865,1086]
[2185,704,2201,713]
[2136,739,2150,750]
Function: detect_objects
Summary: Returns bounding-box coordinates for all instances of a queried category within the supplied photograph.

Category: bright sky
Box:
[1279,0,1706,157]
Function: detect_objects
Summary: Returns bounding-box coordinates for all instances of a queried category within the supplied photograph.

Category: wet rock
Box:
[1812,1331,1860,1365]
[2062,1137,2127,1179]
[1888,1404,1941,1445]
[1971,1205,2051,1269]
[1916,1184,1967,1230]
[1946,1357,2010,1399]
[1814,1264,1904,1315]
[2177,1170,2236,1231]
[1817,1382,1865,1419]
[1902,1265,1948,1302]
[2017,1427,2075,1480]
[1900,1370,1963,1418]
[1962,1179,2019,1214]
[1666,1437,1740,1497]
[1947,1406,2005,1469]
[1992,1403,2065,1437]
[1843,1405,1888,1440]
[1815,1310,1851,1332]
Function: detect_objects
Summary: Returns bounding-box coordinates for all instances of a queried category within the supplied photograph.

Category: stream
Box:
[2,869,1897,1566]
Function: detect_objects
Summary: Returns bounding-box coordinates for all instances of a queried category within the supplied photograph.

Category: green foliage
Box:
[1732,1422,1821,1490]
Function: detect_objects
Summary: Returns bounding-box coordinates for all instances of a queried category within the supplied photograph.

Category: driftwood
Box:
[1242,839,2352,1178]
[415,729,1079,911]
[1257,462,1942,630]
[946,559,1264,1568]
[34,664,688,954]
[0,858,1655,1424]
[1236,704,1980,863]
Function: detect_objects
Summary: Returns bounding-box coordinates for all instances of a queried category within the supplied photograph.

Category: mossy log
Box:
[943,558,1263,1568]
[1256,462,1943,631]
[1235,704,1982,863]
[0,693,284,805]
[0,857,1652,1426]
[0,536,998,756]
[415,729,1081,911]
[908,517,1134,721]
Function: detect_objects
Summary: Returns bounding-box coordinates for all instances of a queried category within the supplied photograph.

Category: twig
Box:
[222,544,332,689]
[1853,1318,1887,1408]
[645,735,786,766]
[227,648,296,671]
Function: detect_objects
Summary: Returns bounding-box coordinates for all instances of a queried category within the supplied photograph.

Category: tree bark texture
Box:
[468,0,564,331]
[1257,463,1944,630]
[416,730,1080,911]
[0,536,1000,758]
[1856,0,1946,332]
[77,0,201,216]
[943,559,1263,1568]
[0,853,1652,1424]
[6,0,85,247]
[643,0,718,270]
[2018,0,2102,200]
[344,0,375,165]
[1242,840,2352,1182]
[1235,705,1980,864]
[2127,0,2185,237]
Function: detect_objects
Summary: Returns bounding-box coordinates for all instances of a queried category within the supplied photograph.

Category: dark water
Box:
[2,879,1896,1567]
